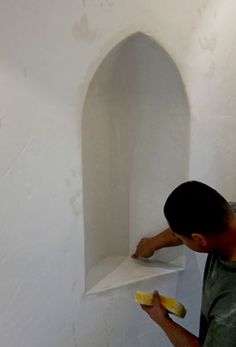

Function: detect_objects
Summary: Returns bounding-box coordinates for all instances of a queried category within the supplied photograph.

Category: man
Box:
[132,181,236,347]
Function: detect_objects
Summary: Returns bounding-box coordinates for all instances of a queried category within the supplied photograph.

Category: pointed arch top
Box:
[80,30,188,109]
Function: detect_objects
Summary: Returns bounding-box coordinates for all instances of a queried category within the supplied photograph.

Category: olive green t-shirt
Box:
[199,202,236,346]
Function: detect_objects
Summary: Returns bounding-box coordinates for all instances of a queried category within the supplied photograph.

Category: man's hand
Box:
[140,291,200,347]
[132,237,156,258]
[131,228,183,259]
[141,291,170,325]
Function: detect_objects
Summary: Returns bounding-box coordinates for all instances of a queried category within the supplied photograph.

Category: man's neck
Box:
[216,214,236,261]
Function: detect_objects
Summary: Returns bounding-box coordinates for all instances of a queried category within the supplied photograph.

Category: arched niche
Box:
[82,32,190,293]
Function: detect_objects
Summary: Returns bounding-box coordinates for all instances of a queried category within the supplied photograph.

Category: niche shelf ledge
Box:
[86,256,184,295]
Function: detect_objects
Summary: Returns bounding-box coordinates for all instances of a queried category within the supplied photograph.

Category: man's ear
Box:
[191,233,208,247]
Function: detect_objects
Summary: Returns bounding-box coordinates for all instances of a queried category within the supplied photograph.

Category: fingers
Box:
[131,238,153,259]
[131,240,144,258]
[140,304,151,313]
[131,250,138,258]
[140,292,163,321]
[153,290,160,299]
[140,293,170,324]
[139,291,160,313]
[153,290,162,305]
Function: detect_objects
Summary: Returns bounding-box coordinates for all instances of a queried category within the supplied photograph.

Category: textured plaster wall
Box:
[0,0,236,346]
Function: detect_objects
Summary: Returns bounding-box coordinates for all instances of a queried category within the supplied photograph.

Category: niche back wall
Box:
[82,33,190,291]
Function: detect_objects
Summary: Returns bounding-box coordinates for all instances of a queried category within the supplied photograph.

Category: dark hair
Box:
[164,181,231,237]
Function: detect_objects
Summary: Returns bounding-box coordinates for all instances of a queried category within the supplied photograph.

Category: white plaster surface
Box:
[1,0,236,346]
[83,33,189,291]
[86,257,183,294]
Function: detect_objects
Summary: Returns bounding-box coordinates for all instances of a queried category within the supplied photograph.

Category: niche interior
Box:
[82,33,190,294]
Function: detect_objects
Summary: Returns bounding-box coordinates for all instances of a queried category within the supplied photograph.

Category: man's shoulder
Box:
[211,296,236,327]
[228,201,236,212]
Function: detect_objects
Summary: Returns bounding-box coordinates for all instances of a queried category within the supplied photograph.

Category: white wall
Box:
[0,0,236,346]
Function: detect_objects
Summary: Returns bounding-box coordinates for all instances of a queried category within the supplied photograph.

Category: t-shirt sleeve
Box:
[203,316,236,347]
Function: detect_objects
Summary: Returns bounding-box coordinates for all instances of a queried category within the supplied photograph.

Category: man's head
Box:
[164,181,233,252]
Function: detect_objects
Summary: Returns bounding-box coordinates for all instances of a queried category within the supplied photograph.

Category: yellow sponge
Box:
[135,291,186,318]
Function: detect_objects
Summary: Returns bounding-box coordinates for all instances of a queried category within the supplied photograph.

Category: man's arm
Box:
[132,228,183,258]
[157,316,200,347]
[141,291,200,347]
